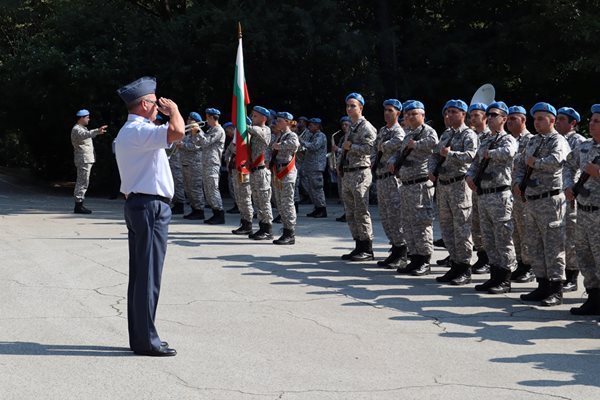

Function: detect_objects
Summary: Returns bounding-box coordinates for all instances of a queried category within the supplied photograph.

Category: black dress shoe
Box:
[134,344,177,357]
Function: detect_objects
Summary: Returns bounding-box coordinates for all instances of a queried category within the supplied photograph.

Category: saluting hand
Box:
[157,98,178,116]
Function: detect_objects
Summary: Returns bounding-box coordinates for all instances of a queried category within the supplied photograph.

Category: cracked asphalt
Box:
[1,169,599,400]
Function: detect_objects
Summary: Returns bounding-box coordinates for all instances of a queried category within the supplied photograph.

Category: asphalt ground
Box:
[1,169,599,400]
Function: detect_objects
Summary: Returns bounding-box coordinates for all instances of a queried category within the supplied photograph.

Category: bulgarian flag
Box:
[232,22,251,174]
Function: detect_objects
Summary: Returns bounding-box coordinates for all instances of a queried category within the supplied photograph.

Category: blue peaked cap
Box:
[117,76,156,104]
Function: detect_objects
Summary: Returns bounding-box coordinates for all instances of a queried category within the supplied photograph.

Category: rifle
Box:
[394,125,426,172]
[518,136,547,202]
[432,127,459,179]
[339,120,364,178]
[473,132,503,195]
[371,149,383,173]
[572,154,600,198]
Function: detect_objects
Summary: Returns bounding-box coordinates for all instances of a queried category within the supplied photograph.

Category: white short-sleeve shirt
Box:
[115,114,174,198]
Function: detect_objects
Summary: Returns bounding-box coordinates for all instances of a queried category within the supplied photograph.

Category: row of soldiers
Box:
[336,92,600,316]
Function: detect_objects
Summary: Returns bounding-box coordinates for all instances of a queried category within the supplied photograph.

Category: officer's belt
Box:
[401,177,428,186]
[128,193,171,205]
[479,185,510,195]
[343,166,369,172]
[438,175,465,185]
[250,165,266,172]
[377,172,395,180]
[577,202,599,212]
[526,189,560,201]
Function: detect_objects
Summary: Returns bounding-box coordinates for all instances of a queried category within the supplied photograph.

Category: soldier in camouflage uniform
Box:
[339,93,377,261]
[179,113,205,220]
[271,112,300,245]
[564,104,600,315]
[506,106,535,283]
[71,109,107,214]
[466,102,518,293]
[373,99,406,267]
[468,103,492,274]
[246,106,274,240]
[295,116,309,207]
[332,116,352,222]
[222,122,240,214]
[193,108,225,224]
[390,101,438,273]
[429,100,478,279]
[163,113,185,214]
[300,118,328,218]
[230,133,255,235]
[513,102,570,307]
[556,107,586,292]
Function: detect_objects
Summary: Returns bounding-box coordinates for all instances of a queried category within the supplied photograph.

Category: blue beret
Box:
[76,109,90,117]
[117,76,156,104]
[402,100,416,110]
[253,106,270,117]
[530,102,557,117]
[269,109,277,118]
[445,99,468,112]
[404,100,425,111]
[277,111,294,120]
[340,116,351,123]
[205,108,221,116]
[345,92,365,105]
[383,99,402,111]
[223,122,233,129]
[486,101,509,115]
[592,104,600,114]
[557,107,581,123]
[308,117,322,124]
[508,106,527,115]
[468,103,487,113]
[298,116,308,121]
[189,112,202,122]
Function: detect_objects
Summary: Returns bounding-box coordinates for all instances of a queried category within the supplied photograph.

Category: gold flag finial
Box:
[238,22,242,39]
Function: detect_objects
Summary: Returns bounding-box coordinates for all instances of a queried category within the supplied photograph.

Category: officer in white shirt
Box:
[115,76,184,357]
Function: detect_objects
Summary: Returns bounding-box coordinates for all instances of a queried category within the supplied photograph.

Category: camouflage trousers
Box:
[436,179,473,264]
[304,170,326,208]
[227,171,237,207]
[471,192,483,250]
[74,162,92,201]
[273,170,297,230]
[169,151,185,203]
[182,164,205,210]
[294,167,302,202]
[565,202,578,271]
[512,196,530,264]
[478,190,517,271]
[250,168,273,224]
[575,207,600,289]
[341,169,373,241]
[337,175,345,213]
[524,193,566,281]
[202,166,223,210]
[232,172,253,222]
[376,175,405,246]
[399,180,434,256]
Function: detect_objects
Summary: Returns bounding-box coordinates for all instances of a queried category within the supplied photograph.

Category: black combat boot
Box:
[226,204,240,214]
[563,269,579,292]
[184,208,205,220]
[273,228,295,245]
[232,219,253,235]
[342,239,360,260]
[433,238,445,248]
[511,261,535,283]
[520,278,550,301]
[397,255,421,274]
[205,209,225,225]
[472,250,490,274]
[351,240,374,261]
[436,255,451,267]
[312,207,328,218]
[170,202,184,215]
[570,288,600,315]
[487,266,512,294]
[252,222,273,240]
[377,244,407,268]
[74,201,92,214]
[335,213,346,222]
[306,208,317,217]
[450,262,472,286]
[540,280,563,306]
[475,265,498,292]
[411,255,431,276]
[436,260,460,283]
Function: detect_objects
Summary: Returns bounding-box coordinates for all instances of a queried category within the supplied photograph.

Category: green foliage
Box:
[1,0,599,188]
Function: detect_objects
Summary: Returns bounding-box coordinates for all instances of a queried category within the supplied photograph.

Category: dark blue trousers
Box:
[124,195,171,352]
